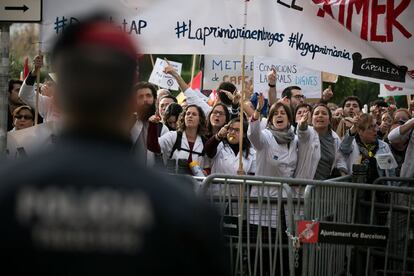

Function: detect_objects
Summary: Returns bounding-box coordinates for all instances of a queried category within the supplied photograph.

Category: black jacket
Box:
[0,129,228,275]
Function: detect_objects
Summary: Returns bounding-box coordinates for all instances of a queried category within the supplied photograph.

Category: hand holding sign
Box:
[163,59,178,77]
[149,58,182,90]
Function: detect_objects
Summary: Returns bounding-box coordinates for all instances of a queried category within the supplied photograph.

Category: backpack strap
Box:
[169,132,207,159]
[169,131,183,159]
[157,122,164,137]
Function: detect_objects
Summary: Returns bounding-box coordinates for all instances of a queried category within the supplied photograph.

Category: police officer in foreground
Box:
[0,14,228,275]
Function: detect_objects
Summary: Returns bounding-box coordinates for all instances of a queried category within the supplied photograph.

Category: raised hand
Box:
[267,68,276,86]
[298,111,309,128]
[256,93,265,112]
[148,115,161,124]
[32,55,43,74]
[216,122,230,140]
[220,89,235,103]
[163,58,178,77]
[322,85,333,100]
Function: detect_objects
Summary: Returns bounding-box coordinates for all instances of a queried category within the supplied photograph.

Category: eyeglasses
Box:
[212,111,225,116]
[228,127,240,133]
[15,115,33,120]
[292,95,306,100]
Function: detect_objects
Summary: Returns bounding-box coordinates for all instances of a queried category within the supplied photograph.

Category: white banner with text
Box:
[40,0,414,89]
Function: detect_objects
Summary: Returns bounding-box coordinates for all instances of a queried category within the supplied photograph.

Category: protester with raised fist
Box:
[295,103,348,180]
[205,118,255,175]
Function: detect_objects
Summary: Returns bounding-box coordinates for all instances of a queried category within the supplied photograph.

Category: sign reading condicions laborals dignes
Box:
[253,56,321,99]
[297,220,389,247]
[40,0,414,89]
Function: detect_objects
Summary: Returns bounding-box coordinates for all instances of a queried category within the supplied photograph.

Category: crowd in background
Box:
[6,56,414,183]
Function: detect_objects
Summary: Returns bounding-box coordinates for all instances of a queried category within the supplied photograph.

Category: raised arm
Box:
[247,94,266,150]
[205,124,228,158]
[163,59,190,92]
[267,68,277,106]
[388,118,414,143]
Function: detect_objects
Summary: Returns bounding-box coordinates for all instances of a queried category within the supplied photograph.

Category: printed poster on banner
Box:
[254,56,321,99]
[203,55,253,91]
[379,84,414,97]
[40,0,414,89]
[148,58,182,91]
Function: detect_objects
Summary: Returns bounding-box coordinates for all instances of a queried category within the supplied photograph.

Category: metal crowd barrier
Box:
[199,174,414,276]
[201,174,296,276]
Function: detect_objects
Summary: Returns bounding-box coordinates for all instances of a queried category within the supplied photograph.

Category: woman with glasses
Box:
[205,118,255,175]
[339,113,395,182]
[11,105,34,131]
[206,103,230,138]
[295,103,348,180]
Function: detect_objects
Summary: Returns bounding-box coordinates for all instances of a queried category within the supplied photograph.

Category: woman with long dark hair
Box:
[295,103,348,180]
[206,103,230,138]
[148,104,208,175]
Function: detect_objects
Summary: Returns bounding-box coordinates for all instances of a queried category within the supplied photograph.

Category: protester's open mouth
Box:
[213,118,220,123]
[276,119,284,124]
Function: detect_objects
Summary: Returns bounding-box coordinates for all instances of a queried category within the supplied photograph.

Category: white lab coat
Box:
[19,80,60,122]
[210,142,256,175]
[388,120,414,178]
[295,126,348,179]
[247,119,297,178]
[340,133,395,178]
[247,119,297,227]
[209,143,256,201]
[131,120,168,167]
[158,131,206,172]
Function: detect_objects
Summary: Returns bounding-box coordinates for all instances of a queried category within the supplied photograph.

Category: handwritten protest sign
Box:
[203,55,253,90]
[254,56,321,99]
[379,84,413,97]
[148,58,182,90]
[40,0,414,89]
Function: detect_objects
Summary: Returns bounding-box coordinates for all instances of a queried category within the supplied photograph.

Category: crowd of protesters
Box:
[6,55,414,183]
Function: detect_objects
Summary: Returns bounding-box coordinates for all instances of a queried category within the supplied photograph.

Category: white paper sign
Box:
[254,56,321,99]
[379,84,414,97]
[148,58,182,91]
[375,153,398,171]
[40,0,414,89]
[6,122,59,159]
[203,55,253,91]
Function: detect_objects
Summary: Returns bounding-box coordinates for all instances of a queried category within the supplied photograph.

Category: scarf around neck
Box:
[267,125,295,145]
